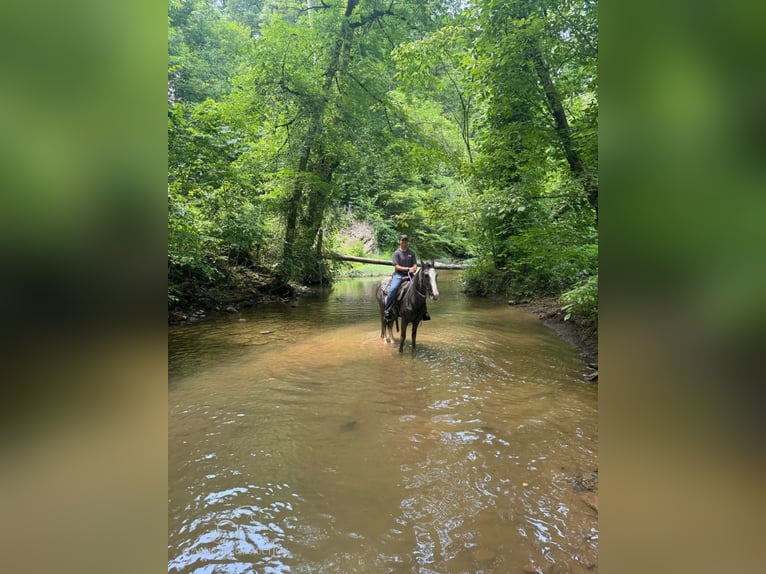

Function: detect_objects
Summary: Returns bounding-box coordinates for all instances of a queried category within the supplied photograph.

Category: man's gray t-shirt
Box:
[393,248,416,276]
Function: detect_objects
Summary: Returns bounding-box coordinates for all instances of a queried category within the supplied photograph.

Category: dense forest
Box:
[168,0,597,338]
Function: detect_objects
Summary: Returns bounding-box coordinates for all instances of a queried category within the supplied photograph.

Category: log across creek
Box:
[322,253,468,270]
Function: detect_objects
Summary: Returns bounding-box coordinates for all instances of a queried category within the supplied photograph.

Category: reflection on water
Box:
[169,272,598,573]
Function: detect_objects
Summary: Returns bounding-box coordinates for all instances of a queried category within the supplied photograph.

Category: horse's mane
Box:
[403,263,432,301]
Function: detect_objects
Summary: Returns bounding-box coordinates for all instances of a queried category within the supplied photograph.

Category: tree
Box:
[393,22,480,166]
[166,0,598,335]
[169,0,255,103]
[248,0,458,282]
[460,0,598,299]
[473,0,598,212]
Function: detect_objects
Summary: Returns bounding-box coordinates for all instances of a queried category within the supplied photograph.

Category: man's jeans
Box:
[385,273,406,310]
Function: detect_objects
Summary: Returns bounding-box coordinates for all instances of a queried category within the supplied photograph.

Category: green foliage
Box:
[345,240,367,258]
[169,0,255,103]
[222,0,266,34]
[561,274,598,336]
[168,101,246,191]
[508,223,597,299]
[375,175,471,262]
[461,259,512,297]
[168,86,269,302]
[393,21,480,163]
[167,182,220,282]
[470,0,598,203]
[167,0,598,347]
[458,0,598,307]
[207,183,267,264]
[461,163,597,301]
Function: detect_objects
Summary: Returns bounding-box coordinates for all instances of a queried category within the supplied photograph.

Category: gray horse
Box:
[376,263,440,353]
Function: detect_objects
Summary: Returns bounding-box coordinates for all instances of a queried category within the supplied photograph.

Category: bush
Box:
[461,259,512,296]
[208,184,266,265]
[560,274,598,337]
[167,184,220,283]
[507,223,597,299]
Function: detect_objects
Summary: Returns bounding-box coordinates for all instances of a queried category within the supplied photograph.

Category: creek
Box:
[169,272,598,573]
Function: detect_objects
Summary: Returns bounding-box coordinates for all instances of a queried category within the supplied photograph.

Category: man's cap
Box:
[399,234,408,241]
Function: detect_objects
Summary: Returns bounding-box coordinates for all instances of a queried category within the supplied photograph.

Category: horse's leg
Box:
[412,320,422,351]
[380,310,387,341]
[399,320,408,353]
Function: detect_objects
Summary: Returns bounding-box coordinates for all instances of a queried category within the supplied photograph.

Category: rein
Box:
[408,270,429,299]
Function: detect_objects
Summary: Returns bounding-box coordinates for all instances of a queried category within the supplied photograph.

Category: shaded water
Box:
[169,272,598,573]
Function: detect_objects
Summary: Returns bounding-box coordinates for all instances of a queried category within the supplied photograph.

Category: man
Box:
[384,234,430,321]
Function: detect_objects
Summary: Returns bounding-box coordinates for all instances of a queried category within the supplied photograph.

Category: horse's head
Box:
[420,261,440,301]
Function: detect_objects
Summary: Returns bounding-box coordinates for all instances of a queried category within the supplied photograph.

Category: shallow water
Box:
[169,272,598,573]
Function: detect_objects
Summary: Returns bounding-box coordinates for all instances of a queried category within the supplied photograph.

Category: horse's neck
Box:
[407,272,425,300]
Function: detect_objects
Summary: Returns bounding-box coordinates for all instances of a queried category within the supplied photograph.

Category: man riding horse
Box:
[383,234,431,321]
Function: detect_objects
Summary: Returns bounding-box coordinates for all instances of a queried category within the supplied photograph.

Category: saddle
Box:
[382,276,411,304]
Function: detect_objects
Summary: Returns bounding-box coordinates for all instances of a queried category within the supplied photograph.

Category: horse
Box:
[376,262,440,353]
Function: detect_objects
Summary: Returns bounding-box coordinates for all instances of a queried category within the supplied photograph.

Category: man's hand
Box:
[409,265,417,273]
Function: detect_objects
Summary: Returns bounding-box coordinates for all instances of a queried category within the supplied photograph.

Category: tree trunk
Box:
[281,118,318,273]
[322,254,469,270]
[280,0,360,279]
[530,45,598,213]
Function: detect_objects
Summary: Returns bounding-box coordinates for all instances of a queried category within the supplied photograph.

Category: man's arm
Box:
[408,250,418,273]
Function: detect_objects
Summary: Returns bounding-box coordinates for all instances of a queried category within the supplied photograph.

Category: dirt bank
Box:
[515,296,598,366]
[168,265,311,324]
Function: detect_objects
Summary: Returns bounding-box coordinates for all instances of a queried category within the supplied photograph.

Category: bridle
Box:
[409,267,433,299]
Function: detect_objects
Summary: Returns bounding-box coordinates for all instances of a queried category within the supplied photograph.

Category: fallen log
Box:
[322,253,468,270]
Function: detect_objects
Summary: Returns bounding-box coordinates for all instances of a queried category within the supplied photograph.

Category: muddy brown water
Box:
[169,272,598,573]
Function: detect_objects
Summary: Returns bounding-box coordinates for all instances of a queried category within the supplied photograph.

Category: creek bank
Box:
[168,265,312,324]
[513,296,598,367]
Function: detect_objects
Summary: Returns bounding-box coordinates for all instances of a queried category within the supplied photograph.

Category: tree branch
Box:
[299,0,334,13]
[322,253,468,269]
[275,111,303,129]
[349,8,396,29]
